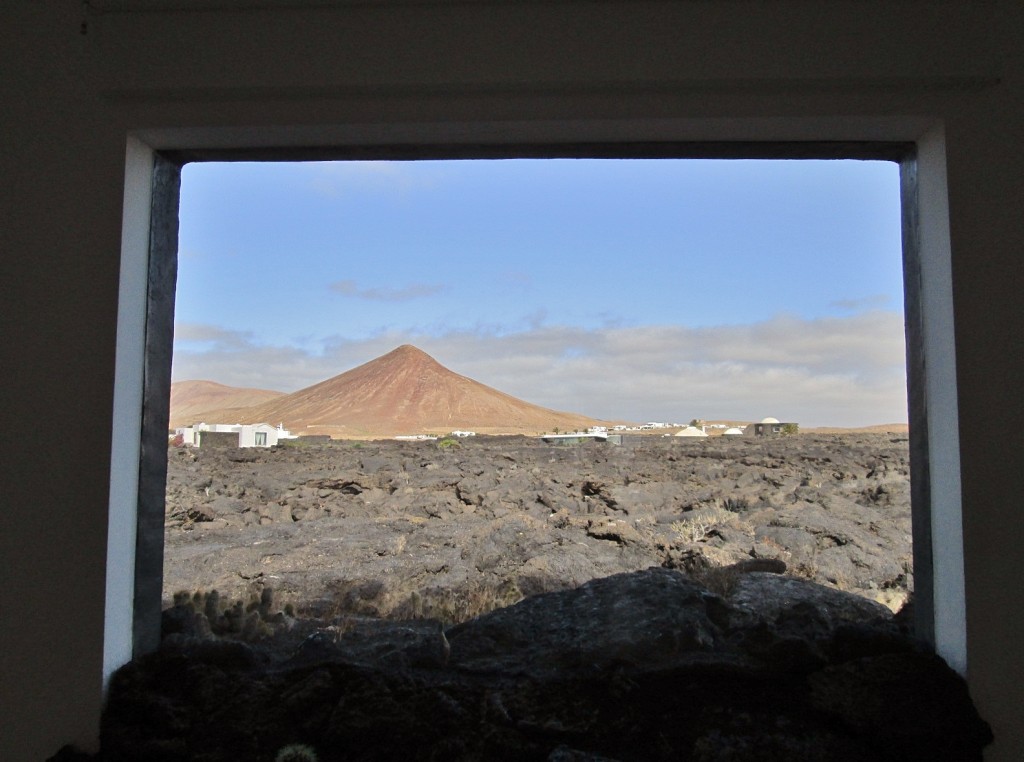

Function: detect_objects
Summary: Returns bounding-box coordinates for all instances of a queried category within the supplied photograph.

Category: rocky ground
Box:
[57,434,995,761]
[90,567,993,762]
[163,433,915,620]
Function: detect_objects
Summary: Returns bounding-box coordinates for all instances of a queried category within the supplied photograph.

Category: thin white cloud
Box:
[174,323,256,350]
[172,324,331,391]
[308,161,442,196]
[172,312,908,428]
[830,294,893,311]
[329,279,446,302]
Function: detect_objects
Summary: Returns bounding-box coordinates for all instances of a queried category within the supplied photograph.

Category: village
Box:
[172,416,800,449]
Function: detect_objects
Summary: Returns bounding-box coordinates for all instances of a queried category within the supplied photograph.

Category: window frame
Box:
[112,137,958,674]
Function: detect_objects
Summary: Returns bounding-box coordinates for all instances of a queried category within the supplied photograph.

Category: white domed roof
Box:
[674,426,708,437]
[760,417,780,424]
[723,427,744,436]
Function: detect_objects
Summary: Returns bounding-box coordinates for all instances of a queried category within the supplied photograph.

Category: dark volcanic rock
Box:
[728,572,894,629]
[144,434,940,759]
[97,568,989,762]
[809,652,994,759]
[447,568,722,677]
[163,434,914,623]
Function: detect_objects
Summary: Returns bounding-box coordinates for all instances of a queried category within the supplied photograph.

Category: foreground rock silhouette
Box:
[90,568,990,762]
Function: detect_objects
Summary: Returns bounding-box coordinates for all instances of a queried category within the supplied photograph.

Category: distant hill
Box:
[187,344,607,438]
[803,423,910,435]
[169,380,285,429]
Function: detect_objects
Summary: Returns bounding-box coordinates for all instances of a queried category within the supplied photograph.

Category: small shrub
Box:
[691,565,742,597]
[436,437,460,450]
[203,590,220,622]
[276,744,319,762]
[168,587,294,642]
[672,517,713,543]
[792,555,820,582]
[259,586,274,617]
[720,496,750,513]
[397,580,524,626]
[671,508,734,543]
[756,535,791,560]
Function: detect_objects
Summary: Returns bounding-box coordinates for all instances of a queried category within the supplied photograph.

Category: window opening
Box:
[160,156,912,655]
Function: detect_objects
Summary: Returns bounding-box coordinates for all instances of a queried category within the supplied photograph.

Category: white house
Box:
[175,422,296,448]
[743,417,797,437]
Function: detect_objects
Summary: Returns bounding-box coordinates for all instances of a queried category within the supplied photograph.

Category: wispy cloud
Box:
[329,279,446,302]
[830,294,893,312]
[308,161,442,197]
[175,323,257,350]
[172,311,908,428]
[173,323,333,392]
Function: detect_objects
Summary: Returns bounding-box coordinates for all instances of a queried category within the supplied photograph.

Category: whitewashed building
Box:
[743,417,798,437]
[175,422,296,448]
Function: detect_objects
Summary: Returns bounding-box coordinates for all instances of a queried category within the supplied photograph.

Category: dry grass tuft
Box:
[689,565,743,597]
[395,580,525,626]
[671,507,736,543]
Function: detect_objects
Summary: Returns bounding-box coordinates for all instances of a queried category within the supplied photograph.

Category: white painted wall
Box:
[103,135,154,694]
[237,423,290,447]
[179,422,293,447]
[2,2,1022,759]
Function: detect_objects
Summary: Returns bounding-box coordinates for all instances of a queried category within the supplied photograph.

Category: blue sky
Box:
[173,158,907,427]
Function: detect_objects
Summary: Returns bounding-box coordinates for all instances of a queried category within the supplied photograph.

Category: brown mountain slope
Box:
[195,345,606,438]
[169,380,286,429]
